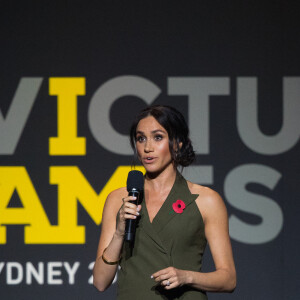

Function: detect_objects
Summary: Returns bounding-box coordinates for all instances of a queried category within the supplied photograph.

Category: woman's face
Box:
[135,116,173,174]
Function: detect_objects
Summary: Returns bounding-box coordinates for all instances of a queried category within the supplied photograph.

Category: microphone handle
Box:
[124,190,140,242]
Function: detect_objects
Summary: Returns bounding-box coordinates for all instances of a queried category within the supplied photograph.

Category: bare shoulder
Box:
[107,186,127,199]
[187,181,227,221]
[104,186,127,212]
[187,181,222,203]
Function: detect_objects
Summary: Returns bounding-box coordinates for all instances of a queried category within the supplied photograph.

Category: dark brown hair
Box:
[130,105,195,167]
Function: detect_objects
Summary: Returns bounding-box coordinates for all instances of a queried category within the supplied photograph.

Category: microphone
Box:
[125,170,144,242]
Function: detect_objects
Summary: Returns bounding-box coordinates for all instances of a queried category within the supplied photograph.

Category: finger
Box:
[123,208,139,218]
[124,213,138,219]
[123,206,140,219]
[118,207,139,223]
[162,279,171,287]
[122,196,137,203]
[118,213,136,224]
[164,281,174,290]
[153,273,169,283]
[122,200,139,214]
[124,202,139,210]
[123,205,140,217]
[152,267,172,279]
[152,272,171,283]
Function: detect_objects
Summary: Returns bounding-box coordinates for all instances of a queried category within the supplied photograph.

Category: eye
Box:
[154,134,163,141]
[136,135,146,143]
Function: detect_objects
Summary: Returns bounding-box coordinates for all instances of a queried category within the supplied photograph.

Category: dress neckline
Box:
[143,171,180,225]
[139,171,199,242]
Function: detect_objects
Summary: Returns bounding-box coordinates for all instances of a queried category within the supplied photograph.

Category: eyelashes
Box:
[136,135,163,143]
[154,135,163,141]
[136,136,146,143]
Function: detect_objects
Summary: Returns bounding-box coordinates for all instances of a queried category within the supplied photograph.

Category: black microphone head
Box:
[127,170,144,192]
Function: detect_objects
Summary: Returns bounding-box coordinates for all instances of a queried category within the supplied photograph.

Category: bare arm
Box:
[93,188,141,292]
[152,187,236,293]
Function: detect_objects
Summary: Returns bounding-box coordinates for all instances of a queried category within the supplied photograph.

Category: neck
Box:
[144,165,177,191]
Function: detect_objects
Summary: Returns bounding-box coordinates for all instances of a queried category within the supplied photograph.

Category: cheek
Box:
[158,141,172,158]
[136,144,143,158]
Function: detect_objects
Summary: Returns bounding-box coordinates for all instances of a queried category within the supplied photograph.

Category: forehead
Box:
[136,116,166,133]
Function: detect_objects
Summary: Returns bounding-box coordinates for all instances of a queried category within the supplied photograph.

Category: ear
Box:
[173,140,182,152]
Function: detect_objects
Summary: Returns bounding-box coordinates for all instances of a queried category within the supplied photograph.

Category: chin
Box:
[143,165,159,173]
[143,163,174,176]
[142,163,159,172]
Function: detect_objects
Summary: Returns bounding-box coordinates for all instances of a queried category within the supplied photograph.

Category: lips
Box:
[143,157,157,164]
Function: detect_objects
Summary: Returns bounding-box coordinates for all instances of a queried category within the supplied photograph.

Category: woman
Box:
[93,105,236,299]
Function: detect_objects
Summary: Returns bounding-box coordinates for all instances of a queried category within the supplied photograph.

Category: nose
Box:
[144,139,153,152]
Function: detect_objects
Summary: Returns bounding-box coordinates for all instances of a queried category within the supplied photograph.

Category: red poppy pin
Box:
[172,199,186,214]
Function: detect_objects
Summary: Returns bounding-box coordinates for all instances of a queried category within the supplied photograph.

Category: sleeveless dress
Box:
[117,172,208,300]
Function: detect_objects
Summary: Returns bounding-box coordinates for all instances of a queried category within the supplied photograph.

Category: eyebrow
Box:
[136,129,166,135]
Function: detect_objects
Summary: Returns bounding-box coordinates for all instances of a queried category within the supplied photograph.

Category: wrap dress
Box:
[117,172,208,299]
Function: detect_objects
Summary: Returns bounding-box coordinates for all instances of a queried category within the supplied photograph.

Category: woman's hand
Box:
[115,196,141,237]
[94,188,138,292]
[151,267,189,290]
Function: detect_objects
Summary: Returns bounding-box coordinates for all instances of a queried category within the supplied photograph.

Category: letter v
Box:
[0,77,43,154]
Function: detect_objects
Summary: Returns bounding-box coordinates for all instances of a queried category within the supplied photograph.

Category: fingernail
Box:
[150,275,153,279]
[136,211,140,216]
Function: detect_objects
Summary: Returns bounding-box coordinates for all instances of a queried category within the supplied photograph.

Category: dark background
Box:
[0,1,299,299]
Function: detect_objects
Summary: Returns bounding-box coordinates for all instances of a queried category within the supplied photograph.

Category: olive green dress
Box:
[117,172,208,299]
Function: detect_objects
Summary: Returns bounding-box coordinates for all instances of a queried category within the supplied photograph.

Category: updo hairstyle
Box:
[130,105,195,168]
